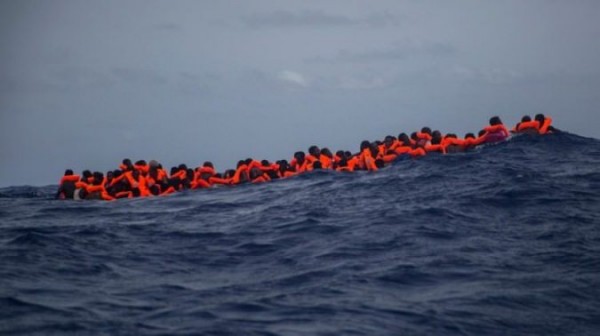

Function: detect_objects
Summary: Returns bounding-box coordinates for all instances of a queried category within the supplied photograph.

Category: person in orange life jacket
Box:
[357,140,378,171]
[307,146,321,167]
[120,159,134,172]
[259,160,280,180]
[276,160,296,178]
[482,116,510,143]
[425,132,446,154]
[335,157,353,172]
[415,127,433,147]
[133,160,149,175]
[380,136,400,163]
[442,134,465,153]
[83,172,114,201]
[334,150,345,167]
[56,169,79,199]
[230,160,250,185]
[249,167,270,183]
[320,148,334,169]
[512,115,539,134]
[290,151,308,173]
[395,133,426,158]
[107,170,130,198]
[534,114,557,134]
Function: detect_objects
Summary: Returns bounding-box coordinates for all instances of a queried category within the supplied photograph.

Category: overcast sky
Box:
[1,1,599,187]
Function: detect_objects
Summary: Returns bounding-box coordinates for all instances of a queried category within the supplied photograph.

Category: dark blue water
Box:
[1,133,600,335]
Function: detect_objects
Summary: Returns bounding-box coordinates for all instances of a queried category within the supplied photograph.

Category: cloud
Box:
[278,70,309,87]
[243,10,401,29]
[307,39,455,64]
[111,67,167,85]
[449,65,523,84]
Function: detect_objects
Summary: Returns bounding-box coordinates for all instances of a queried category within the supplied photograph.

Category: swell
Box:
[1,133,599,335]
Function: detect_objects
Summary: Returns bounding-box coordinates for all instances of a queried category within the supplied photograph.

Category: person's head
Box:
[384,135,395,147]
[421,127,432,135]
[203,161,214,168]
[431,136,441,145]
[432,130,442,138]
[170,167,178,175]
[294,151,305,163]
[132,170,140,179]
[135,160,146,166]
[321,147,333,158]
[478,129,486,137]
[360,140,370,152]
[521,115,531,122]
[369,143,379,157]
[245,158,253,165]
[149,160,159,168]
[278,160,290,173]
[398,133,411,146]
[410,132,418,141]
[261,160,270,167]
[489,116,502,126]
[312,161,322,170]
[113,170,123,178]
[237,160,246,168]
[465,133,475,139]
[534,114,546,124]
[249,167,262,179]
[64,169,74,176]
[308,145,320,157]
[224,169,235,178]
[178,164,188,171]
[93,172,104,185]
[82,170,92,179]
[335,150,345,159]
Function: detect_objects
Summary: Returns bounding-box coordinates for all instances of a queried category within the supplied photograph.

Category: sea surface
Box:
[1,133,599,335]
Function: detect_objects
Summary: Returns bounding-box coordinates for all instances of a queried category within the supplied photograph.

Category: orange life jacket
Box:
[425,144,446,154]
[59,175,80,185]
[319,155,333,169]
[539,117,553,134]
[516,120,540,132]
[360,149,378,171]
[231,164,249,184]
[415,132,432,147]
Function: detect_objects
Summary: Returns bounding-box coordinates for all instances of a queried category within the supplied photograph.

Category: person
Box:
[425,131,446,154]
[415,127,432,147]
[231,160,250,185]
[290,151,308,173]
[357,140,378,171]
[513,115,540,134]
[55,169,79,199]
[482,116,510,143]
[534,114,557,134]
[442,134,466,153]
[320,148,334,169]
[394,133,426,157]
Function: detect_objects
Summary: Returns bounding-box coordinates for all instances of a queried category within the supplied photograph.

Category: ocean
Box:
[1,133,599,335]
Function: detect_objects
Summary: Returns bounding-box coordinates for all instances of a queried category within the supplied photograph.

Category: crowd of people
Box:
[56,114,556,201]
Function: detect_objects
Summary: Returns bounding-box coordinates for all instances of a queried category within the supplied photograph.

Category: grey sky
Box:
[1,1,599,187]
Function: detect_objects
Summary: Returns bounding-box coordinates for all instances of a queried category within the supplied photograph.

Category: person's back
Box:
[56,169,79,199]
[483,116,510,143]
